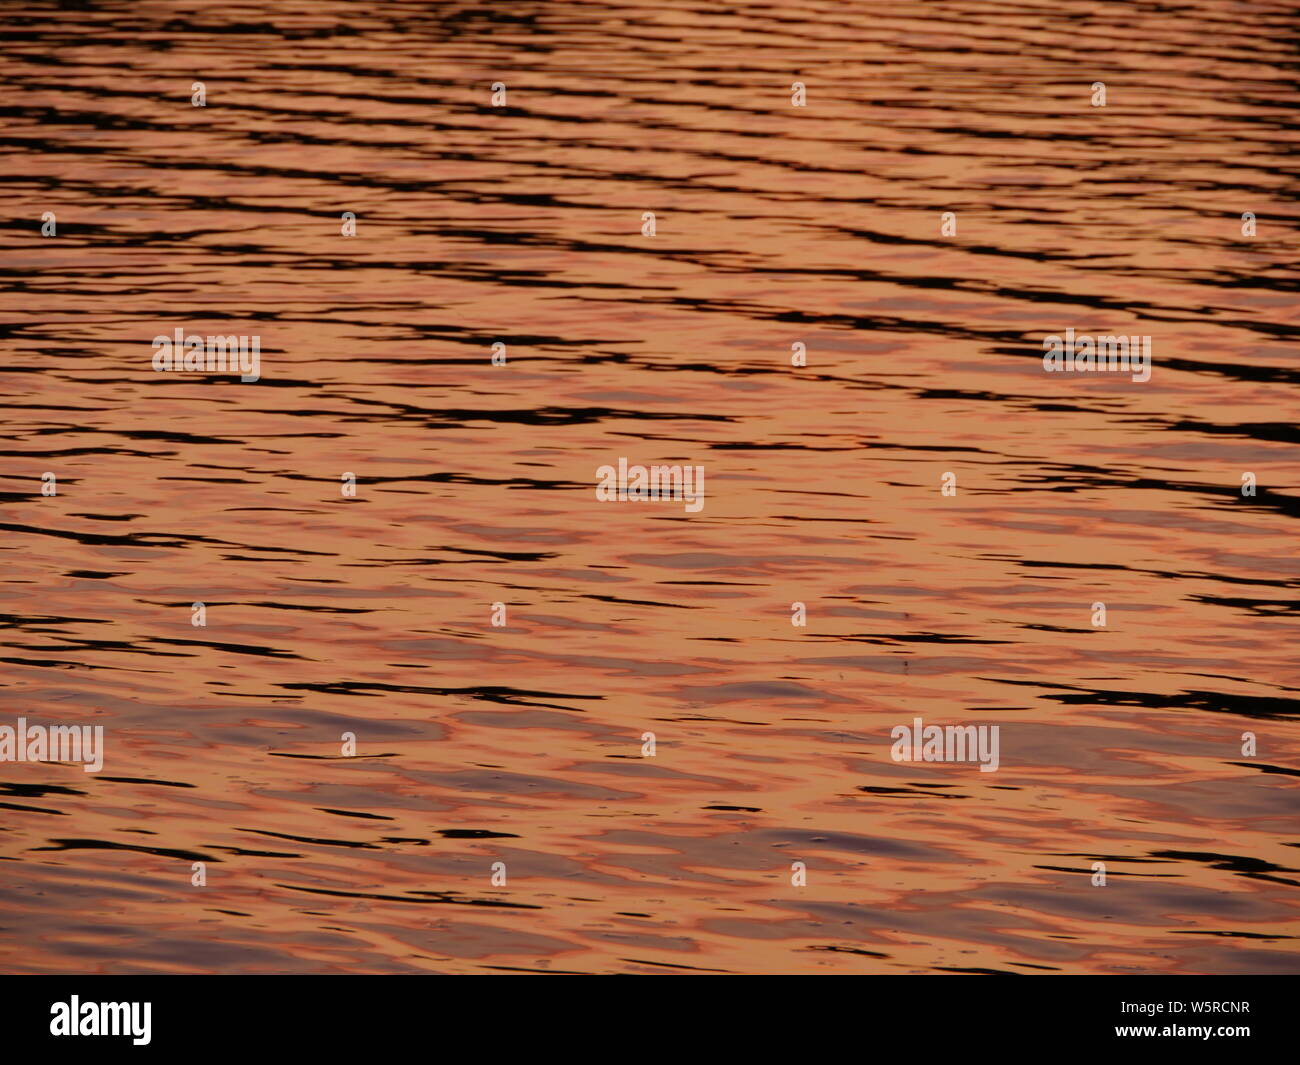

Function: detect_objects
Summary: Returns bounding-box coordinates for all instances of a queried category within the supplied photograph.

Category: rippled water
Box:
[1,0,1297,974]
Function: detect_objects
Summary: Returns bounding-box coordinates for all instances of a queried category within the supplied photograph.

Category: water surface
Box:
[0,0,1297,974]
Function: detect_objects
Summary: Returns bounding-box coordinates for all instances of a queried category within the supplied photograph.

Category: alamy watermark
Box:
[890,717,1000,772]
[595,458,705,513]
[1043,328,1150,383]
[50,997,150,1045]
[0,717,104,772]
[152,327,260,382]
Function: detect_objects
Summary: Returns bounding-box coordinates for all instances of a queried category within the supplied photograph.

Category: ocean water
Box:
[0,0,1297,974]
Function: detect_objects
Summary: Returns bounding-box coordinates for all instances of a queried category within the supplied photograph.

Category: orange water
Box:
[0,0,1297,973]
